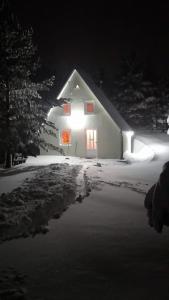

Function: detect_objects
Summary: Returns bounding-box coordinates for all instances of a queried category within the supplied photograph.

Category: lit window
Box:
[86,130,97,150]
[63,103,71,115]
[85,102,94,114]
[60,129,71,145]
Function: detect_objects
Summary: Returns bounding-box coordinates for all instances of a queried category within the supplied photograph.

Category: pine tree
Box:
[111,55,169,131]
[0,1,63,168]
[151,79,169,131]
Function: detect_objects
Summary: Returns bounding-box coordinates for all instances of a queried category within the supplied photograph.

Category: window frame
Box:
[85,101,95,114]
[60,129,72,146]
[63,102,71,115]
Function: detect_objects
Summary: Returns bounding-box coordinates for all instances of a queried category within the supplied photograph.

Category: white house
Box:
[40,69,134,158]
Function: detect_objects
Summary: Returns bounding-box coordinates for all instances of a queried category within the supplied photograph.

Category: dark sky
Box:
[10,1,169,89]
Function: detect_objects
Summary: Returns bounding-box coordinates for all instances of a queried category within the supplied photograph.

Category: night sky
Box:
[10,1,169,92]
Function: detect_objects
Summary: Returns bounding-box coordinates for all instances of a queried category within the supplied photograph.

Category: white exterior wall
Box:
[40,71,123,158]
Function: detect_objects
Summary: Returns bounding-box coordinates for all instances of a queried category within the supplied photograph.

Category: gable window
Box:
[63,103,71,115]
[60,129,71,145]
[85,102,94,114]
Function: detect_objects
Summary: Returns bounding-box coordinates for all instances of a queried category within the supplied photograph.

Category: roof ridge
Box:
[76,69,132,131]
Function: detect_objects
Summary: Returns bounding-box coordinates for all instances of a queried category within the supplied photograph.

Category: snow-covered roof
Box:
[58,69,132,132]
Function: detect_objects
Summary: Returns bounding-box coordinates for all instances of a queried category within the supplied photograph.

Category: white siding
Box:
[40,71,123,158]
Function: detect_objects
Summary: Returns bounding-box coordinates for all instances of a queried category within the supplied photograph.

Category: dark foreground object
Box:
[144,161,169,232]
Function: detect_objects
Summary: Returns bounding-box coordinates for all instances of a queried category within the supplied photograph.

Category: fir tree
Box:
[0,1,63,168]
[112,55,169,131]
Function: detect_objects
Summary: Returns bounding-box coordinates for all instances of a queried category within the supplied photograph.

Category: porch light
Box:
[67,110,86,130]
[125,131,134,138]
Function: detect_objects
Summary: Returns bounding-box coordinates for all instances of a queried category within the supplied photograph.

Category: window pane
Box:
[86,130,96,150]
[63,103,71,114]
[61,130,71,145]
[86,102,94,113]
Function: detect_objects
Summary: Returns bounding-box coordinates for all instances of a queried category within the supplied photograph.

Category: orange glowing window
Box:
[63,103,71,115]
[86,102,94,113]
[61,130,71,145]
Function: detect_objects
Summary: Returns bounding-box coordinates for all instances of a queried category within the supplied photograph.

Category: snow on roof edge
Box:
[57,69,132,132]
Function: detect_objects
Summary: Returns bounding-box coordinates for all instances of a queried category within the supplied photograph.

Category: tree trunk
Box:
[5,151,12,168]
[4,81,12,168]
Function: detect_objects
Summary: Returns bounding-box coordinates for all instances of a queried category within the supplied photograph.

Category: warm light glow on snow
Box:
[67,110,86,130]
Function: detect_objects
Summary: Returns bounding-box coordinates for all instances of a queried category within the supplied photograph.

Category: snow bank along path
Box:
[0,163,82,242]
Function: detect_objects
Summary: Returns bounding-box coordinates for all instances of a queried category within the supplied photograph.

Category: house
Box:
[40,69,134,158]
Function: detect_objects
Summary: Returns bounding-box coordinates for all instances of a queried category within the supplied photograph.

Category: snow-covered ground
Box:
[0,132,169,299]
[0,163,81,242]
[1,132,169,193]
[0,132,169,241]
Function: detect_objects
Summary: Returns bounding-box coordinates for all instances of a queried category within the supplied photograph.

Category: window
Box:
[86,130,97,150]
[60,129,71,145]
[63,103,71,115]
[85,102,94,114]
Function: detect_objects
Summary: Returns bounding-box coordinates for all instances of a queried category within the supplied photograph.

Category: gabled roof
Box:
[57,69,132,132]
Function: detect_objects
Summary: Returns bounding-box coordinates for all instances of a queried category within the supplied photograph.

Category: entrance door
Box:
[86,129,97,158]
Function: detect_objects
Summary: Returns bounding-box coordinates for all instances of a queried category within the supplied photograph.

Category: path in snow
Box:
[0,184,169,299]
[0,164,81,242]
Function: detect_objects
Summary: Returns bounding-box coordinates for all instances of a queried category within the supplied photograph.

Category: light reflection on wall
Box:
[67,110,86,130]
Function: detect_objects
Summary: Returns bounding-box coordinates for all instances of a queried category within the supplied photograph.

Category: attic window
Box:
[63,103,71,115]
[75,84,80,89]
[60,129,71,145]
[85,102,94,114]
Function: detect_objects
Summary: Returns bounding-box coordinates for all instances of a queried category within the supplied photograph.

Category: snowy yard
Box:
[0,163,81,242]
[0,133,169,242]
[0,133,169,299]
[0,157,159,242]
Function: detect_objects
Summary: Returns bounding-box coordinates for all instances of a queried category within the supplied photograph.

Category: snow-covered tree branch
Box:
[0,1,64,168]
[111,56,169,131]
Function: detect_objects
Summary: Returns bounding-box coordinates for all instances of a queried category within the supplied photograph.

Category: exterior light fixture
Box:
[125,131,134,138]
[67,110,86,130]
